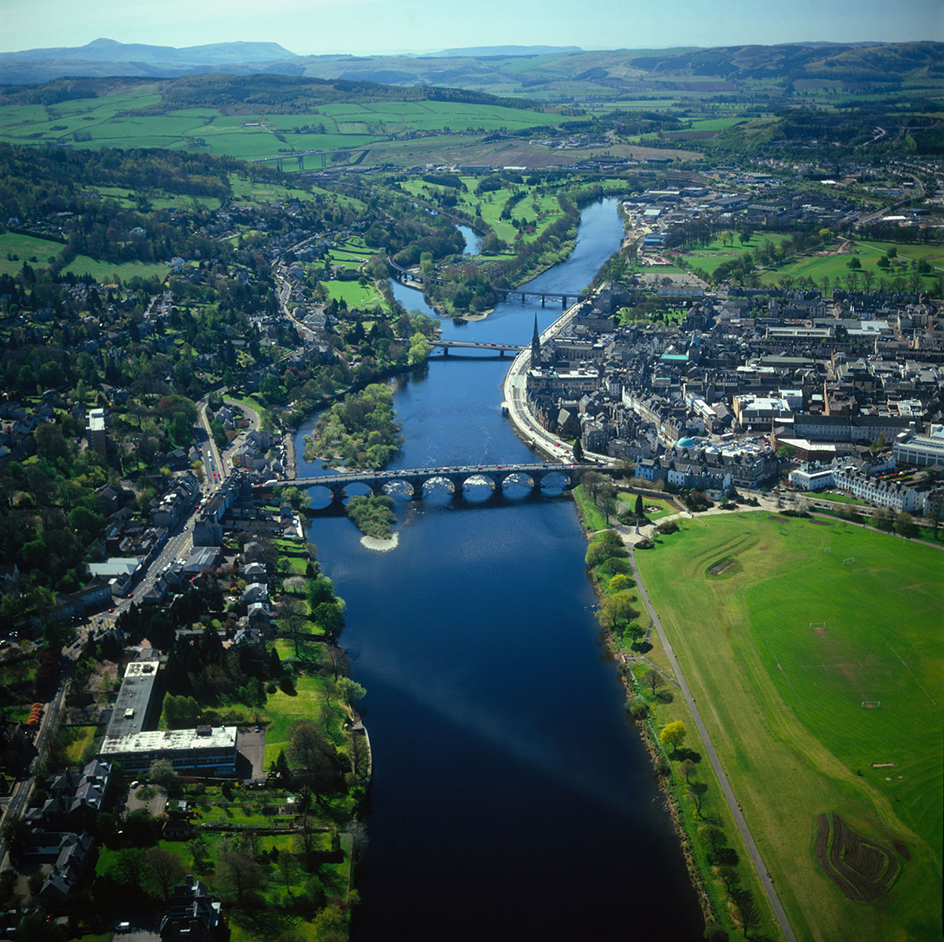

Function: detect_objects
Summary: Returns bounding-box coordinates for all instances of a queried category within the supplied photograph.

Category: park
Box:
[635,511,942,941]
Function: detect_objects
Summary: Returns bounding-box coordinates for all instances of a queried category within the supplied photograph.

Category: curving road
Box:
[627,547,798,942]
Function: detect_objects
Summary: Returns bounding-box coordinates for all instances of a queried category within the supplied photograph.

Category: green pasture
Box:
[758,239,943,288]
[636,513,943,942]
[323,279,388,310]
[858,241,944,270]
[676,232,789,276]
[0,232,64,274]
[0,86,561,165]
[0,231,167,281]
[688,117,749,132]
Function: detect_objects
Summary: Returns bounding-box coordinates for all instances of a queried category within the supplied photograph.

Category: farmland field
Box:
[0,85,566,166]
[636,513,943,942]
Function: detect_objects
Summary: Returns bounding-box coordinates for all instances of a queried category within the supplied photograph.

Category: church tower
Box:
[531,314,541,367]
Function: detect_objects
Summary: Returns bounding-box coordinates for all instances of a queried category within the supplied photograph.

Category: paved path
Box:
[626,545,798,942]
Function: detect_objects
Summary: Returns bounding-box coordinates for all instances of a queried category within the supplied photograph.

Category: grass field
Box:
[0,231,169,281]
[636,513,943,942]
[0,86,565,165]
[676,233,790,276]
[757,239,943,288]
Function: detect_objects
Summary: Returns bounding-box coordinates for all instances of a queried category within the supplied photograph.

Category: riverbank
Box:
[571,487,714,930]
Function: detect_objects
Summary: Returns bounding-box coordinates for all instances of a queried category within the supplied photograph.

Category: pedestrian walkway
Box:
[622,528,798,942]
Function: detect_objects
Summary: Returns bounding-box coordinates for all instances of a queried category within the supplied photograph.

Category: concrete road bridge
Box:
[429,339,524,357]
[273,462,613,501]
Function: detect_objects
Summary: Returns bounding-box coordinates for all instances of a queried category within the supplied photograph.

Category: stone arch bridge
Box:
[271,463,614,502]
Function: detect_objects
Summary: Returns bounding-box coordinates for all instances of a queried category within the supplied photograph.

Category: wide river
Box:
[294,199,704,940]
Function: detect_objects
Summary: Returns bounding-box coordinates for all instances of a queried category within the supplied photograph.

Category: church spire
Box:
[531,314,541,366]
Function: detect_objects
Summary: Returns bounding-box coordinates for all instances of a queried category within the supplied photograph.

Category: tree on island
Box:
[659,720,687,755]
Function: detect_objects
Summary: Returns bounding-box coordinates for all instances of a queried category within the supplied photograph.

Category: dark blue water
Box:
[298,200,704,941]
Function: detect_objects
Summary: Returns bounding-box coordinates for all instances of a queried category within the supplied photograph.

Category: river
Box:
[295,199,704,940]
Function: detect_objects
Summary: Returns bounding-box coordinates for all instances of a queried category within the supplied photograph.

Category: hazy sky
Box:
[1,0,942,55]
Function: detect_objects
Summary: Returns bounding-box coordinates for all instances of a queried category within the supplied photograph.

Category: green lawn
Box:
[61,725,97,765]
[0,231,168,281]
[323,279,388,310]
[262,675,334,769]
[636,513,943,942]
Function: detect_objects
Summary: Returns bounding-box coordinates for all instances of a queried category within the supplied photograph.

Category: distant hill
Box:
[0,38,297,84]
[0,40,940,97]
[422,46,583,58]
[628,41,944,83]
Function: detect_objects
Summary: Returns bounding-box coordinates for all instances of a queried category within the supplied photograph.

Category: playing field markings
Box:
[861,701,881,708]
[889,644,937,705]
[842,557,856,565]
[823,546,831,554]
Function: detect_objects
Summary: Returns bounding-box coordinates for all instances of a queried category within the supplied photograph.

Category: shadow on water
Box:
[307,200,705,942]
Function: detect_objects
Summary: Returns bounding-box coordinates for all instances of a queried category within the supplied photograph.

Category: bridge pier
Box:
[541,294,546,307]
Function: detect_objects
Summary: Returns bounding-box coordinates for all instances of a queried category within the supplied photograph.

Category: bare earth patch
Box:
[815,813,900,901]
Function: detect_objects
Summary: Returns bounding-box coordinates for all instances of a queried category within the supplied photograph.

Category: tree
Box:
[893,511,918,539]
[336,677,366,710]
[599,481,618,524]
[288,720,344,804]
[270,748,291,783]
[148,758,180,792]
[870,507,894,532]
[609,574,632,593]
[598,591,640,634]
[634,494,644,519]
[581,470,606,504]
[734,889,760,939]
[698,824,728,853]
[927,498,942,541]
[145,847,186,902]
[276,850,302,898]
[572,437,584,462]
[218,836,266,910]
[681,758,698,783]
[659,720,687,755]
[644,669,666,696]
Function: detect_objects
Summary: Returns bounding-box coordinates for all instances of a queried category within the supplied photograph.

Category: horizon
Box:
[1,0,942,57]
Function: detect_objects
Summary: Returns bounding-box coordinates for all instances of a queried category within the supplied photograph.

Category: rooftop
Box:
[99,726,237,756]
[104,659,160,739]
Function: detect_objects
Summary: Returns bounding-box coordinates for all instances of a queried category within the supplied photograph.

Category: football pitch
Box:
[635,512,942,942]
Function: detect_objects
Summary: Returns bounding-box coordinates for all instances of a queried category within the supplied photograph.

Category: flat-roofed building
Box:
[894,433,944,468]
[99,726,238,775]
[105,660,160,739]
[88,408,107,459]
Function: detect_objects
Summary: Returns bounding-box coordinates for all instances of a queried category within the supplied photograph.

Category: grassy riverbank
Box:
[635,513,943,942]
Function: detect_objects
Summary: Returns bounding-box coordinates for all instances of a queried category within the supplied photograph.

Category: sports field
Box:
[636,512,942,942]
